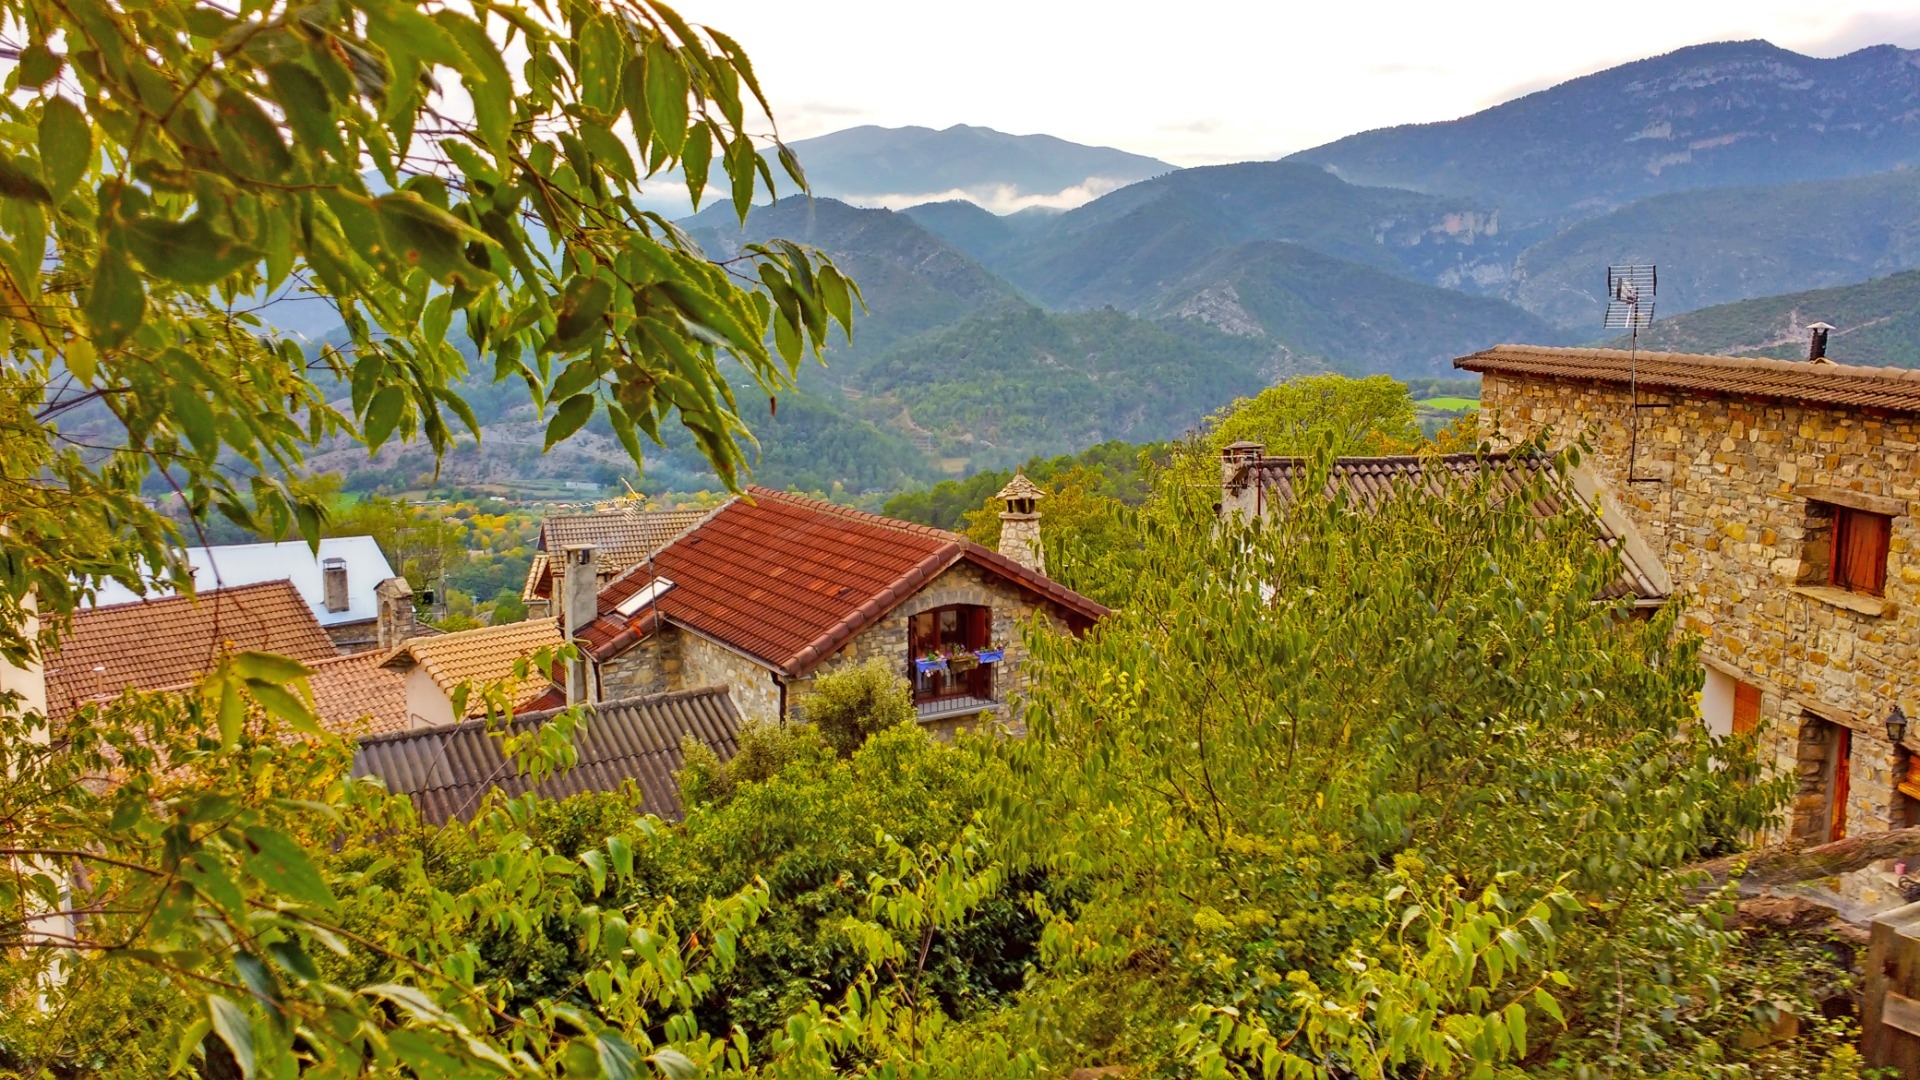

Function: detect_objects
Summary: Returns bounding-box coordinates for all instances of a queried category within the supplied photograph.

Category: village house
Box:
[87,536,404,653]
[554,485,1108,732]
[1457,341,1920,904]
[521,505,709,619]
[377,618,568,729]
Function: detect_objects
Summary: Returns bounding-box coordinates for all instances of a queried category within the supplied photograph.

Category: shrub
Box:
[801,657,918,756]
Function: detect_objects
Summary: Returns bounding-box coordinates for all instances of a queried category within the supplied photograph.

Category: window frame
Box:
[1829,504,1892,597]
[907,603,994,706]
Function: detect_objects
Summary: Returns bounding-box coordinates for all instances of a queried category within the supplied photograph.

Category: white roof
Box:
[86,536,396,627]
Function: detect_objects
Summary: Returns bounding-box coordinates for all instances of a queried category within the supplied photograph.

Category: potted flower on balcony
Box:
[947,649,979,674]
[914,652,948,675]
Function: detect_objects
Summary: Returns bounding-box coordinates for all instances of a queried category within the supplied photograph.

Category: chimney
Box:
[321,556,349,613]
[561,544,598,704]
[1219,441,1266,519]
[993,470,1047,574]
[1807,322,1835,364]
[374,576,416,650]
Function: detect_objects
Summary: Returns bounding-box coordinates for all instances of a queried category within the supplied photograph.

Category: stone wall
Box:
[1479,372,1920,902]
[593,560,1078,736]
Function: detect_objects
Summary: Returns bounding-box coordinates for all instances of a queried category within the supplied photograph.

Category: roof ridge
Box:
[359,683,737,746]
[81,577,305,614]
[1471,342,1920,381]
[745,486,964,542]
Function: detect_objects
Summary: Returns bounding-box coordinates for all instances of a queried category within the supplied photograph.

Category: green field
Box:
[1416,396,1480,411]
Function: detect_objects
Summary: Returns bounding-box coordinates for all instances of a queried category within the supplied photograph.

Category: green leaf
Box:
[375,193,494,288]
[364,385,407,452]
[38,97,91,202]
[168,384,217,454]
[578,16,624,115]
[264,63,344,163]
[620,55,654,163]
[232,651,313,684]
[245,679,322,736]
[681,120,711,208]
[643,39,688,158]
[549,276,612,352]
[18,44,63,88]
[267,940,320,982]
[545,394,595,451]
[124,216,263,286]
[85,247,145,348]
[0,157,51,203]
[240,825,337,911]
[212,90,293,179]
[581,121,636,186]
[433,12,511,156]
[233,952,285,1031]
[207,995,256,1079]
[646,1046,695,1080]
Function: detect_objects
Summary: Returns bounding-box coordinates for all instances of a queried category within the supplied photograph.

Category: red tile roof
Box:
[1457,344,1920,413]
[522,506,712,601]
[46,580,339,720]
[581,488,1107,675]
[305,652,409,736]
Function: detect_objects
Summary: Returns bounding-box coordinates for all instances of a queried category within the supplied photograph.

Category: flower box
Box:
[914,657,948,675]
[948,653,979,673]
[975,648,1005,665]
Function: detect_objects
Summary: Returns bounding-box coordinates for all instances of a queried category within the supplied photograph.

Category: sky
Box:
[690,0,1920,167]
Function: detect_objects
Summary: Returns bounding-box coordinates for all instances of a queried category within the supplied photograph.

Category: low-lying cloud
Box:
[835,175,1149,214]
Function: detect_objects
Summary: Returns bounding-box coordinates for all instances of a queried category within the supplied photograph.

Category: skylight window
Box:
[614,578,676,617]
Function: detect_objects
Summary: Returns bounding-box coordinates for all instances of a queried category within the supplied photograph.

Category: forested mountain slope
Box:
[1618,269,1920,366]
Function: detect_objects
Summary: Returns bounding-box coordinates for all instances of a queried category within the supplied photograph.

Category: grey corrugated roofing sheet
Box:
[1232,453,1666,603]
[349,687,741,825]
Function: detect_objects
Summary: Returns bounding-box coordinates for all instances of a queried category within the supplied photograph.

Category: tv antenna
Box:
[1604,265,1662,483]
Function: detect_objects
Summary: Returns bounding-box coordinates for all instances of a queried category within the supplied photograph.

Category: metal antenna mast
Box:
[1604,265,1660,483]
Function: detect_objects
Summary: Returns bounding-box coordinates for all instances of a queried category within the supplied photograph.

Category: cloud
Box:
[836,176,1143,214]
[1790,11,1920,55]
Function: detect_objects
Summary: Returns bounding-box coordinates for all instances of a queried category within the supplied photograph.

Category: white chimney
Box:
[561,545,598,704]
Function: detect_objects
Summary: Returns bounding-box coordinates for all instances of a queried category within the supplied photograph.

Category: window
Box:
[1830,505,1892,596]
[1701,667,1762,737]
[908,604,993,707]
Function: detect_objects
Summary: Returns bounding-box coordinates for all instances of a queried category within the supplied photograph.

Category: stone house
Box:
[521,506,709,619]
[1459,343,1920,900]
[378,618,567,730]
[565,486,1108,731]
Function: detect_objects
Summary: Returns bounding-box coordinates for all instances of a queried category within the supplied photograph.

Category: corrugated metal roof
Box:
[1457,344,1920,413]
[1233,453,1667,603]
[379,619,565,715]
[46,580,340,720]
[349,687,741,824]
[87,536,396,627]
[580,488,1109,676]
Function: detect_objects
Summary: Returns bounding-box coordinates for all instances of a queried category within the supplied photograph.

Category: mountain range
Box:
[283,39,1920,497]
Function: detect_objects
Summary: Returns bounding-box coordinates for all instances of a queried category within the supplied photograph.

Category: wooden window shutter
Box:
[1831,506,1891,596]
[967,606,991,650]
[1732,681,1761,736]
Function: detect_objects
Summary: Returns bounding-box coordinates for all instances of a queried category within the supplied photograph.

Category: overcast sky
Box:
[692,0,1920,166]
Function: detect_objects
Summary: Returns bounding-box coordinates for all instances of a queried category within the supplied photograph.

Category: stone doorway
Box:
[1791,715,1851,844]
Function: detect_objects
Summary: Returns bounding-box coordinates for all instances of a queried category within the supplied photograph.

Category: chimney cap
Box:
[994,470,1046,504]
[1807,321,1836,331]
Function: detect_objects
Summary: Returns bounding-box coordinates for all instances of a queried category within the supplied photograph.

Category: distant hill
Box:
[1512,170,1920,327]
[898,200,1060,266]
[1291,41,1920,229]
[775,124,1170,211]
[1142,241,1566,377]
[681,196,1024,366]
[862,306,1275,464]
[993,161,1508,309]
[1618,270,1920,366]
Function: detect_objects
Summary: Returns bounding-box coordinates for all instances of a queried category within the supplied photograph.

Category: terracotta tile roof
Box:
[1232,453,1667,603]
[46,580,338,720]
[522,507,711,601]
[305,652,408,736]
[581,488,1108,676]
[1456,344,1920,413]
[379,619,566,715]
[350,687,741,824]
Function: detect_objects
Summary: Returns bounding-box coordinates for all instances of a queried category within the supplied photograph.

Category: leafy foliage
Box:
[796,658,918,757]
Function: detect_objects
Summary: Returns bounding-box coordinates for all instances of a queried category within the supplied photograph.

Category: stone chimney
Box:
[374,576,415,650]
[1807,322,1835,364]
[1219,441,1266,520]
[321,556,349,613]
[561,544,598,704]
[993,470,1046,574]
